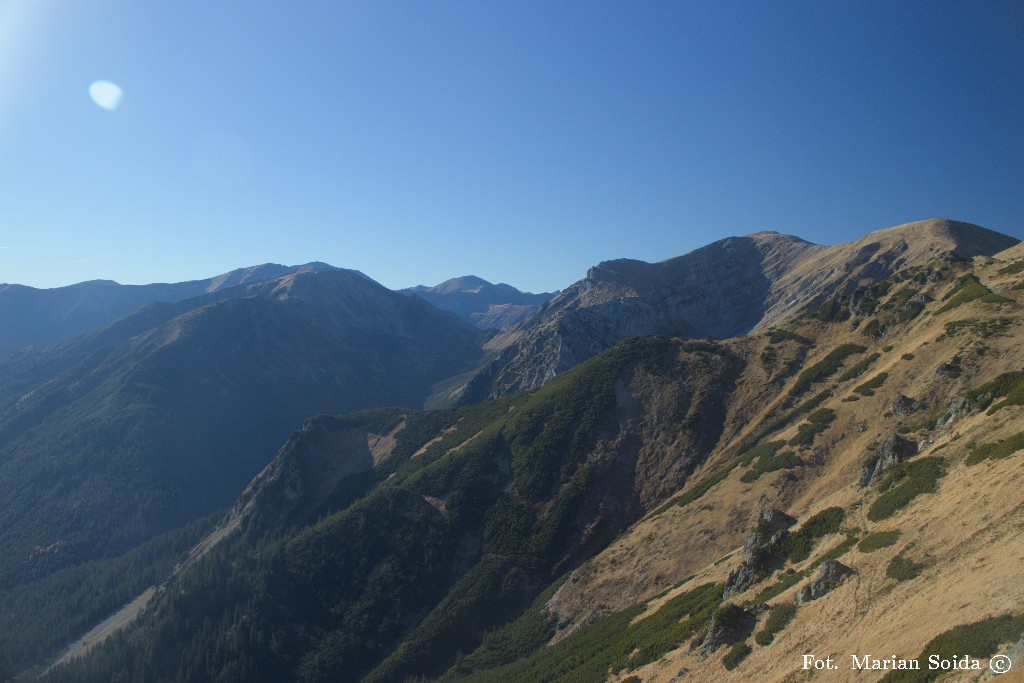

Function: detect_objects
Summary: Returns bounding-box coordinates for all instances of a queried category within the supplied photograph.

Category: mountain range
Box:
[2,218,1023,683]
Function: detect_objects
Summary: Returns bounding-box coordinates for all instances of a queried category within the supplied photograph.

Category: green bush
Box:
[722,642,752,670]
[968,370,1024,413]
[881,613,1024,682]
[965,429,1024,465]
[741,449,803,483]
[772,507,846,564]
[837,352,880,382]
[768,329,812,345]
[788,409,836,447]
[868,457,945,521]
[937,276,1012,313]
[755,603,797,646]
[858,530,901,552]
[802,507,845,537]
[886,555,922,581]
[807,408,836,424]
[861,319,882,338]
[791,344,867,395]
[998,260,1024,275]
[810,298,850,323]
[462,583,722,683]
[854,372,889,396]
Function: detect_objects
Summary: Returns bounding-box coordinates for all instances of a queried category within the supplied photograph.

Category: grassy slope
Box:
[540,257,1024,683]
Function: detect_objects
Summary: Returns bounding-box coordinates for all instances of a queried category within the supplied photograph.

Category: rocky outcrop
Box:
[937,396,974,426]
[891,394,919,417]
[723,510,797,599]
[859,434,918,488]
[698,604,756,656]
[796,560,854,604]
[847,285,880,316]
[935,356,962,377]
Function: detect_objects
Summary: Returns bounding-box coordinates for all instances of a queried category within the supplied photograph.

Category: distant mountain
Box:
[469,219,1019,399]
[0,262,342,348]
[403,276,557,329]
[0,268,483,594]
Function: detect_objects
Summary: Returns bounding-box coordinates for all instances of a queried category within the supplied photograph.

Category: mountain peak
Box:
[862,218,1020,258]
[426,275,494,295]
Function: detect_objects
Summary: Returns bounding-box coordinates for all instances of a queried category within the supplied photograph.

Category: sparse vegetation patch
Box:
[965,430,1024,465]
[968,370,1024,413]
[788,409,836,447]
[722,642,752,670]
[937,275,1013,314]
[886,555,923,581]
[858,530,900,552]
[854,372,889,396]
[881,613,1024,683]
[838,353,881,382]
[768,329,811,345]
[740,448,803,483]
[861,319,882,338]
[755,603,797,646]
[461,583,722,682]
[997,260,1024,275]
[868,457,946,521]
[791,343,867,395]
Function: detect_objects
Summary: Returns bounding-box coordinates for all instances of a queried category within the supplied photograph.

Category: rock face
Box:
[796,560,854,604]
[402,276,556,329]
[473,219,1020,398]
[859,434,918,488]
[938,396,974,426]
[723,510,797,599]
[698,604,756,656]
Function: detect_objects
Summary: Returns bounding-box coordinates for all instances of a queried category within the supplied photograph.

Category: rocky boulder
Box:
[859,434,918,488]
[796,560,855,605]
[937,396,974,427]
[697,604,756,656]
[723,510,797,598]
[891,394,919,417]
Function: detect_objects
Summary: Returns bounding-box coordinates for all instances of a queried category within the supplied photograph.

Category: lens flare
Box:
[88,80,123,111]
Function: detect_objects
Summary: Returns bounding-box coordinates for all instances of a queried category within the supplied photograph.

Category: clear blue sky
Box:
[1,1,1022,294]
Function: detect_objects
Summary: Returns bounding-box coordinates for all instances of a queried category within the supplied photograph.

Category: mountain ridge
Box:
[0,262,351,349]
[402,276,557,329]
[471,219,1018,399]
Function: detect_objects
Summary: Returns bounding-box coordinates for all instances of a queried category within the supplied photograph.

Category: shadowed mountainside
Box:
[0,268,483,593]
[0,262,343,348]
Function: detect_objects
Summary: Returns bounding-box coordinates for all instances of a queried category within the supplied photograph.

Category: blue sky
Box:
[1,1,1022,294]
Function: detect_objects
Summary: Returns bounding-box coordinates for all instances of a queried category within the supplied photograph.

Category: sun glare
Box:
[88,80,124,111]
